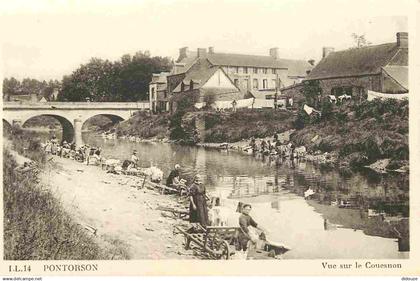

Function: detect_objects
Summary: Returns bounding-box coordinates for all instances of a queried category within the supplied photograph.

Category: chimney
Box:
[197,48,207,58]
[322,47,334,58]
[308,59,315,66]
[396,32,408,48]
[208,47,215,54]
[269,47,279,60]
[179,47,189,60]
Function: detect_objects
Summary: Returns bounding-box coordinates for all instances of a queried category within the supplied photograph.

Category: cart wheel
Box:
[220,240,230,260]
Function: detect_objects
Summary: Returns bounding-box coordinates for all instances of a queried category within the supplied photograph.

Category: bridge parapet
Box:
[3,101,150,110]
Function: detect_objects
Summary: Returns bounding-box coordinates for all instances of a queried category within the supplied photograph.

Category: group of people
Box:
[248,135,299,159]
[42,136,104,165]
[167,167,264,255]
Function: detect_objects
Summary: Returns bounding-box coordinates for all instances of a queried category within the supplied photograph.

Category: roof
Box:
[177,50,313,77]
[306,43,407,80]
[173,58,220,92]
[382,66,408,90]
[174,51,198,73]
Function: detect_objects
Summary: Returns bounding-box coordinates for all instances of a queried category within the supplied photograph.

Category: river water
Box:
[78,133,409,259]
[34,130,409,259]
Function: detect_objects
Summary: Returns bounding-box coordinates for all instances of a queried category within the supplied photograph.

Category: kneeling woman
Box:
[189,175,209,227]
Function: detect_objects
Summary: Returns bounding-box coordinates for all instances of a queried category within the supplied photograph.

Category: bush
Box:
[3,149,105,260]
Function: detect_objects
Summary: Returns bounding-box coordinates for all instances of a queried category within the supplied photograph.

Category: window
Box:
[272,68,276,74]
[253,68,258,74]
[253,79,259,89]
[263,79,268,89]
[238,67,242,73]
[234,79,239,87]
[235,66,239,73]
[243,79,249,89]
[244,67,248,74]
[263,68,268,74]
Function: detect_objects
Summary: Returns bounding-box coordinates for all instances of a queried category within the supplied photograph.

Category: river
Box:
[35,130,409,259]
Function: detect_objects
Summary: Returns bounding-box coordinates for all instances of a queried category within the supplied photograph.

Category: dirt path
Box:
[40,156,195,259]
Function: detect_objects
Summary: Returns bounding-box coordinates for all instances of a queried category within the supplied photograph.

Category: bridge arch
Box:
[22,114,75,143]
[81,113,125,131]
[3,119,12,136]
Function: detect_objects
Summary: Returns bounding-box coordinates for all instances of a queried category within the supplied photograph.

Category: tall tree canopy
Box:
[58,51,173,102]
[3,77,60,101]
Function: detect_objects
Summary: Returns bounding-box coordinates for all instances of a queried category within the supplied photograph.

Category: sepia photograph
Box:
[1,0,418,276]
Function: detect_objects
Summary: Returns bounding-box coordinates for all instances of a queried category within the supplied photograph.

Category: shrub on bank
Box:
[203,108,295,143]
[9,126,46,164]
[3,149,105,260]
[291,98,409,169]
[116,111,170,139]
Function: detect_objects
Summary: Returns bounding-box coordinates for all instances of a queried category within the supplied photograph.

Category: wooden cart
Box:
[157,206,189,220]
[175,225,240,260]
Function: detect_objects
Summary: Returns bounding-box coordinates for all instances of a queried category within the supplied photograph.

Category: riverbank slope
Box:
[110,99,408,171]
[39,156,194,259]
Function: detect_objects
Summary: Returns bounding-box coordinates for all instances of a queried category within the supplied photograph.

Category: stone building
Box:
[168,58,242,111]
[150,46,314,112]
[303,32,408,99]
[149,72,170,113]
[281,32,408,108]
[173,47,314,99]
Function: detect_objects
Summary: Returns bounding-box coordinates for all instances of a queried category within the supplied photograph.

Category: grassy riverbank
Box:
[115,111,170,139]
[3,129,128,260]
[290,99,409,170]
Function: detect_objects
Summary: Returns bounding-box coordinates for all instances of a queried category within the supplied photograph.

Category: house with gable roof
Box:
[304,32,408,99]
[159,46,314,112]
[281,32,408,108]
[167,58,242,111]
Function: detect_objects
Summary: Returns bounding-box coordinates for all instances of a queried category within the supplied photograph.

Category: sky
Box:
[0,0,411,81]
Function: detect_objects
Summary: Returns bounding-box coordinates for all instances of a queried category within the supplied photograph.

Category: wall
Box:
[202,69,238,90]
[381,70,408,94]
[221,66,288,92]
[316,74,382,99]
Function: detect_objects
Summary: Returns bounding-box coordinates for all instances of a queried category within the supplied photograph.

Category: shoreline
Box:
[38,154,196,259]
[102,131,408,175]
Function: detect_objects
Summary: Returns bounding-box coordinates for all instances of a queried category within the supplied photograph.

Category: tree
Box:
[3,77,21,99]
[59,51,173,102]
[300,80,322,108]
[351,33,371,48]
[203,92,216,109]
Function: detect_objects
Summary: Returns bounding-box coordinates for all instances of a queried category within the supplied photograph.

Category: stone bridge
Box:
[3,101,149,146]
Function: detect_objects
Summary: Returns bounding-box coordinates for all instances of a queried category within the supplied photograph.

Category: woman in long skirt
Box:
[189,175,209,227]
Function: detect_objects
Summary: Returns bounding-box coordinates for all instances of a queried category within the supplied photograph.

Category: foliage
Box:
[58,51,173,102]
[3,77,60,101]
[203,92,216,109]
[291,98,409,169]
[204,109,294,143]
[168,93,199,141]
[3,149,106,260]
[353,98,408,120]
[115,111,169,139]
[351,33,371,48]
[300,80,322,107]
